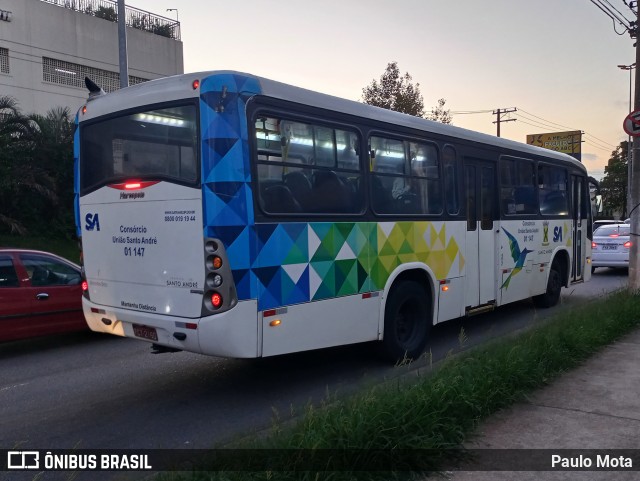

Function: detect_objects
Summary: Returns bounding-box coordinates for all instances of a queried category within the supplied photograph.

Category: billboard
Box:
[526,130,582,161]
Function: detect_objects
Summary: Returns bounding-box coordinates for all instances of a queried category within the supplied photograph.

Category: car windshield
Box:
[594,225,630,236]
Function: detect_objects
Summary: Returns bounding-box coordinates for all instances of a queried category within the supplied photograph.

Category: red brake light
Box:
[108,181,159,190]
[192,79,200,90]
[609,234,619,238]
[211,293,222,308]
[82,281,89,291]
[592,242,597,248]
[624,241,632,248]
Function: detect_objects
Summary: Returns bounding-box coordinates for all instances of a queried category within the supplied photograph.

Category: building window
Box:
[0,48,9,74]
[42,57,148,92]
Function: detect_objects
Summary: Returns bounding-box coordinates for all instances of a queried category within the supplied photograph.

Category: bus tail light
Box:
[624,241,632,248]
[211,293,223,309]
[592,241,597,248]
[81,273,90,300]
[202,238,237,315]
[78,236,90,300]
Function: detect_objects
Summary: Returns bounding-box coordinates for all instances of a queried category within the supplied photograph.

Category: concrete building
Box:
[0,0,183,115]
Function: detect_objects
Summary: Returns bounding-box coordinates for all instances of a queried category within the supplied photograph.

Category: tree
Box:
[0,97,74,236]
[428,98,452,124]
[599,141,629,219]
[361,61,452,124]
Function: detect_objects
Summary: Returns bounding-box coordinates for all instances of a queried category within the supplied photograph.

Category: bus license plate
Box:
[602,245,618,250]
[133,324,158,341]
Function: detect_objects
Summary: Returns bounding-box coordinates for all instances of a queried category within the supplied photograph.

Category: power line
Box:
[517,108,578,131]
[493,107,517,137]
[589,0,632,31]
[516,116,612,152]
[601,0,634,23]
[589,0,635,36]
[583,133,618,150]
[514,113,611,150]
[622,0,637,14]
[516,112,563,131]
[450,103,618,152]
[517,108,617,149]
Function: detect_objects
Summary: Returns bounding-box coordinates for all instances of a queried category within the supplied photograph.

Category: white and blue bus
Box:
[75,71,594,360]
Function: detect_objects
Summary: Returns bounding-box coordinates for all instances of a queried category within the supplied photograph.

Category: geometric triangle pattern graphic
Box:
[244,221,466,310]
[201,73,262,301]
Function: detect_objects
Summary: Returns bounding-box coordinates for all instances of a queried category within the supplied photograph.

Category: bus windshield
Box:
[80,103,199,194]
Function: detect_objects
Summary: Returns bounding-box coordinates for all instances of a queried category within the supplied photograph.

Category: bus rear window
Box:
[80,104,198,193]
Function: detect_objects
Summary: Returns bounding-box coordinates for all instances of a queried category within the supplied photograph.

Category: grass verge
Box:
[158,290,640,481]
[0,235,79,262]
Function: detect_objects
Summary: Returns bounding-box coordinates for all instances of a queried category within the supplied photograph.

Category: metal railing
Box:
[40,0,181,40]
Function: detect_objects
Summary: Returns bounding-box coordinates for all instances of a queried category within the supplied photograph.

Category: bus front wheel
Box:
[381,280,430,361]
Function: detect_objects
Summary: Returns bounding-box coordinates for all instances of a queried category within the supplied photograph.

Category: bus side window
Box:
[256,115,363,215]
[500,156,536,215]
[443,145,459,215]
[538,164,568,216]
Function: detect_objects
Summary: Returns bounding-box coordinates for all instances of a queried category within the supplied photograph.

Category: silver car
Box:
[591,224,631,273]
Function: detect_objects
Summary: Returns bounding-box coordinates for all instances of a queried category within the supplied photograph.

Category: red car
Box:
[0,249,86,342]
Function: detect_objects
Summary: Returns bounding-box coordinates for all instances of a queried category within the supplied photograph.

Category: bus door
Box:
[571,174,585,282]
[464,159,497,308]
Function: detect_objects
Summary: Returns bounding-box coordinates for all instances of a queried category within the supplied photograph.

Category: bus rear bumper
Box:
[82,298,259,358]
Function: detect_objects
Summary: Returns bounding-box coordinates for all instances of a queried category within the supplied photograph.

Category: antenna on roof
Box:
[85,77,105,100]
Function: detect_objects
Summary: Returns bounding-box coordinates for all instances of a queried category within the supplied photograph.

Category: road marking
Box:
[0,382,30,392]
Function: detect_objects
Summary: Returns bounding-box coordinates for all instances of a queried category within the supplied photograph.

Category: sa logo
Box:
[85,213,100,231]
[553,226,563,242]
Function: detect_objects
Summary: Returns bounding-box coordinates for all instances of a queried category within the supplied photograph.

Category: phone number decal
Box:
[164,210,196,223]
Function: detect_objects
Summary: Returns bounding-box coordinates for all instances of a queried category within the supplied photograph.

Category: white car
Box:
[591,223,631,273]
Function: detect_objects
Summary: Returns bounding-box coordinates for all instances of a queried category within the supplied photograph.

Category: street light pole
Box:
[618,63,636,217]
[167,8,179,23]
[629,2,640,291]
[117,0,128,89]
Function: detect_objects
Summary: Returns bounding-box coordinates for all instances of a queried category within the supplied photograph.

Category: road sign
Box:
[623,110,640,136]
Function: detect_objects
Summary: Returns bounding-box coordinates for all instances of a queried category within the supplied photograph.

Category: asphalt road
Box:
[0,269,628,460]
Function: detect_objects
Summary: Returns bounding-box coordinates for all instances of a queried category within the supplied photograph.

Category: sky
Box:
[131,0,636,180]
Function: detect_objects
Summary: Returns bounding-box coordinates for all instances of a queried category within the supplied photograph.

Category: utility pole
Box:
[117,0,128,89]
[630,2,640,291]
[492,107,517,137]
[618,63,636,216]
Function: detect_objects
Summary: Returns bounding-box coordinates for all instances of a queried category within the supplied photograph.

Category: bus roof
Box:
[80,70,586,173]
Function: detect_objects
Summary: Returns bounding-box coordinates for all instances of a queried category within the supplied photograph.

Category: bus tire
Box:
[534,261,562,308]
[381,280,430,361]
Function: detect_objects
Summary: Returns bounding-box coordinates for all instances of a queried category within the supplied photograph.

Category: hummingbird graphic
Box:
[501,227,532,290]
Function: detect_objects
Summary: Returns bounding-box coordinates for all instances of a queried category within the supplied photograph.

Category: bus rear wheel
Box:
[381,280,430,361]
[534,261,562,308]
